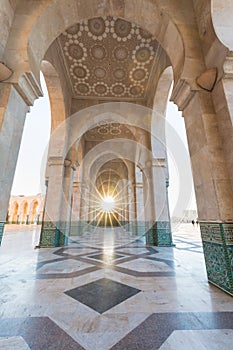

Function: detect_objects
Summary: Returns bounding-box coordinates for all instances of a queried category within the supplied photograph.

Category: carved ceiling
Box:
[84,121,136,141]
[58,16,164,100]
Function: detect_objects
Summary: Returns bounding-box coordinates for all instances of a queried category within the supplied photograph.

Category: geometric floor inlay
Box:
[159,329,233,350]
[118,258,173,272]
[37,259,94,274]
[88,253,124,262]
[0,336,30,350]
[64,278,141,314]
[111,312,233,350]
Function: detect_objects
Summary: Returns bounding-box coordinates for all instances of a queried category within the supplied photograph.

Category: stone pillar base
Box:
[39,221,66,247]
[146,221,173,246]
[200,222,233,296]
[0,222,5,245]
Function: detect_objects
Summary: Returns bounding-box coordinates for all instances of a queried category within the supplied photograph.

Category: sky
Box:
[11,75,197,217]
[11,74,51,196]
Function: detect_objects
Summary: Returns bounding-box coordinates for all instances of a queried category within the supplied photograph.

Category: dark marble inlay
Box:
[111,312,233,350]
[65,278,141,314]
[0,317,84,350]
[36,266,100,279]
[34,243,176,279]
[88,253,124,261]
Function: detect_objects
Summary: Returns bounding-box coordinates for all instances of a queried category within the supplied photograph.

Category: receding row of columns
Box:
[0,73,233,295]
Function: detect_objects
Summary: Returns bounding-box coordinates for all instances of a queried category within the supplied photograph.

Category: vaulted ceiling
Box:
[84,122,136,141]
[58,16,167,101]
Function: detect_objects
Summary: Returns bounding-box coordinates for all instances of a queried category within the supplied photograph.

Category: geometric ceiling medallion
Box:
[196,67,218,92]
[91,45,107,60]
[75,83,90,95]
[68,44,84,60]
[59,16,162,99]
[130,67,148,83]
[94,67,107,79]
[70,63,90,82]
[93,82,109,96]
[113,18,133,41]
[73,66,88,79]
[88,17,107,39]
[111,83,126,96]
[64,41,86,61]
[133,44,153,64]
[113,46,129,61]
[130,85,143,96]
[113,67,127,81]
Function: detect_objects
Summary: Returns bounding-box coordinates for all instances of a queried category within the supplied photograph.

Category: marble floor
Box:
[0,223,233,349]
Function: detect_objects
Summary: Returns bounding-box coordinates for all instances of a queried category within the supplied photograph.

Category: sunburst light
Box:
[79,172,136,229]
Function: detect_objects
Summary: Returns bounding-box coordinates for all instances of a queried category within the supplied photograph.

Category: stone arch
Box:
[211,0,233,50]
[96,166,127,183]
[151,66,173,160]
[83,141,144,182]
[52,102,155,160]
[41,60,66,132]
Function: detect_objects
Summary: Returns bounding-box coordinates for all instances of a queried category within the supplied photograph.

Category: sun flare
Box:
[101,195,115,212]
[80,173,136,229]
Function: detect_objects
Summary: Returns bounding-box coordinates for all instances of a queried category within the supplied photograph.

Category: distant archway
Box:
[12,202,19,224]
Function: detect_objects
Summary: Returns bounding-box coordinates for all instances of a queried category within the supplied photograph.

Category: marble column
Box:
[150,158,173,246]
[39,156,66,247]
[70,181,81,235]
[79,184,89,234]
[142,164,156,245]
[0,84,29,244]
[127,162,137,235]
[212,57,233,193]
[61,160,77,243]
[128,180,137,235]
[180,88,233,295]
[135,171,145,237]
[120,179,129,227]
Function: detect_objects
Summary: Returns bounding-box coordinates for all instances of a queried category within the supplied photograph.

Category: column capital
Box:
[152,158,166,168]
[71,161,80,171]
[15,72,43,106]
[64,159,80,170]
[170,79,195,111]
[48,156,64,166]
[223,56,233,79]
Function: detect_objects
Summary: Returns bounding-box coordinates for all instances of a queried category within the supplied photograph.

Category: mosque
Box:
[0,1,233,349]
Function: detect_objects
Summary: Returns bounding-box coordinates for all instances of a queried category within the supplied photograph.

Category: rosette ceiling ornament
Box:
[58,16,167,100]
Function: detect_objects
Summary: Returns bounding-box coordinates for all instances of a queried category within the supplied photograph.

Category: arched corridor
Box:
[0,0,233,348]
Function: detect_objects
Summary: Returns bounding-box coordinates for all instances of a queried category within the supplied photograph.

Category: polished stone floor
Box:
[0,223,233,349]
